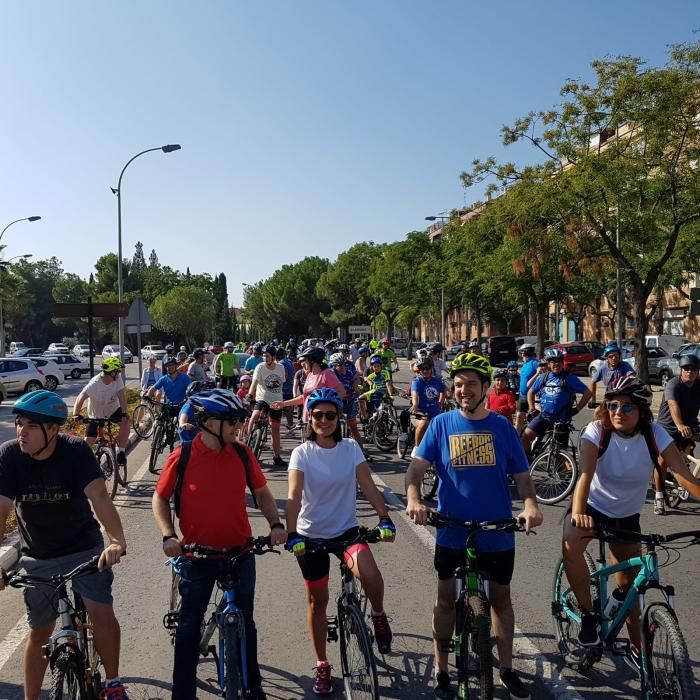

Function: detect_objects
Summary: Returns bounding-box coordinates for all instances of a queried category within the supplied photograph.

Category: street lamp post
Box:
[0,216,41,356]
[113,145,181,364]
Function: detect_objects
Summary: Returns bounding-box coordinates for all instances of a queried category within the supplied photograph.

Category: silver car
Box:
[0,357,46,394]
[102,344,134,363]
[657,343,700,386]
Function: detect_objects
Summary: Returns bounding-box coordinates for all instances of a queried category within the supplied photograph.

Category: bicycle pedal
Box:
[163,611,179,630]
[611,638,630,656]
[326,616,338,642]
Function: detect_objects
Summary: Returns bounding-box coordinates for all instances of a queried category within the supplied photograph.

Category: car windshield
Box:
[149,345,164,351]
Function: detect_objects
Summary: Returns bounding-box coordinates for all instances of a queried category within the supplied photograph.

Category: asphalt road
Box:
[0,360,698,699]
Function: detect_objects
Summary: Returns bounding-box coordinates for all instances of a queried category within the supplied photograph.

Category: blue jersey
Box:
[333,367,355,394]
[411,376,445,418]
[178,401,198,443]
[244,355,263,373]
[152,372,191,405]
[279,358,294,396]
[519,358,539,396]
[593,361,635,389]
[416,410,528,552]
[531,371,587,421]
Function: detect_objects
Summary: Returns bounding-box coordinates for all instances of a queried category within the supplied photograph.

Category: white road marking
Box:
[369,470,586,700]
[0,452,153,675]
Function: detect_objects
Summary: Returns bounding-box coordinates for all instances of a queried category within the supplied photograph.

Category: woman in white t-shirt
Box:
[285,388,394,696]
[563,376,700,663]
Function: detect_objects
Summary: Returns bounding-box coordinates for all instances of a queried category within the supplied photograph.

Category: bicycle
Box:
[246,403,270,460]
[663,434,700,509]
[427,512,527,700]
[370,396,400,452]
[301,527,383,699]
[552,523,700,698]
[72,418,124,500]
[4,556,106,698]
[163,536,278,699]
[528,419,579,505]
[148,401,182,474]
[131,393,161,439]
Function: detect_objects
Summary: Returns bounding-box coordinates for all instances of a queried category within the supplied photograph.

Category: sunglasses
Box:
[311,410,339,422]
[681,367,699,372]
[606,401,638,415]
[221,416,246,426]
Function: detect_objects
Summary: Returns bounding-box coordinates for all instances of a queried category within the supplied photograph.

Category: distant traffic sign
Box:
[348,325,372,335]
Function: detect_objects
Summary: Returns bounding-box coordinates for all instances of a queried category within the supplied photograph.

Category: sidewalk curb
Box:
[0,429,141,573]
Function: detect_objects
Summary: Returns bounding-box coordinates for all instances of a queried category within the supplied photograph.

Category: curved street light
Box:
[112,145,181,362]
[0,217,41,356]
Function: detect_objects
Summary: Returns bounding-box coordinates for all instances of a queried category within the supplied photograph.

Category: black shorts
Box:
[86,408,124,438]
[253,401,282,422]
[434,545,515,586]
[585,504,641,535]
[297,527,368,586]
[516,396,529,413]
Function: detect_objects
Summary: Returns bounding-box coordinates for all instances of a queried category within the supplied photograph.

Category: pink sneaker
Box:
[313,662,333,695]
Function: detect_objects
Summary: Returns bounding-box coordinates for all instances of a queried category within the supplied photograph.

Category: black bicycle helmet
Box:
[263,343,276,356]
[298,346,326,364]
[679,354,699,371]
[186,381,208,398]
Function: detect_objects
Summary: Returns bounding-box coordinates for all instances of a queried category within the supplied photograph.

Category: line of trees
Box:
[243,41,700,382]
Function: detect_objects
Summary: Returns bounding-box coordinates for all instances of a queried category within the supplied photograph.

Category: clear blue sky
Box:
[2,1,697,306]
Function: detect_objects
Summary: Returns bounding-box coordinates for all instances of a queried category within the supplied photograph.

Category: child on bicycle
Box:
[486,369,517,423]
[358,355,394,421]
[285,388,395,695]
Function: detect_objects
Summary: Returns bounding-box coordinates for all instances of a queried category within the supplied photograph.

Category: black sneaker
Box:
[272,456,287,468]
[116,451,127,466]
[578,611,601,646]
[433,670,454,700]
[499,668,530,700]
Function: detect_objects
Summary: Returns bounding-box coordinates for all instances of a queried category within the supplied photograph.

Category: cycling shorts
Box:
[254,401,282,422]
[342,398,359,421]
[565,504,641,540]
[86,408,124,438]
[296,526,369,588]
[434,545,515,586]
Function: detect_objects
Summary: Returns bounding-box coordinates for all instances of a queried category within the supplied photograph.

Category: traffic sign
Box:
[127,324,151,334]
[53,302,129,318]
[348,325,372,335]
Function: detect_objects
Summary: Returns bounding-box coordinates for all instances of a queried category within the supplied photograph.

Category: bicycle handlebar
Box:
[4,555,101,589]
[427,512,526,533]
[180,536,277,560]
[595,523,700,546]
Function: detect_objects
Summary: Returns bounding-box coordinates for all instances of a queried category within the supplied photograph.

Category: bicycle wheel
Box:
[643,604,695,699]
[338,602,379,699]
[421,466,439,501]
[222,617,244,700]
[397,428,412,459]
[114,447,127,487]
[551,553,600,672]
[49,650,85,699]
[77,599,105,699]
[455,595,493,700]
[248,427,264,460]
[149,424,164,474]
[372,414,398,452]
[131,403,155,439]
[96,447,119,500]
[529,449,577,505]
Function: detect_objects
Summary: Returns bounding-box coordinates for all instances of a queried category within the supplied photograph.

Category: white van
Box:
[644,335,687,354]
[9,341,26,354]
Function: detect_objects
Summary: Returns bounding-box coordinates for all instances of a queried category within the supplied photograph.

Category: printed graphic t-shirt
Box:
[253,362,286,405]
[416,411,528,552]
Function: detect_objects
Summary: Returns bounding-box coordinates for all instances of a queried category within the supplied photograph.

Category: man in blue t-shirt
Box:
[148,357,191,405]
[409,357,446,451]
[521,348,591,456]
[515,344,539,433]
[405,353,543,700]
[244,344,264,375]
[589,343,636,405]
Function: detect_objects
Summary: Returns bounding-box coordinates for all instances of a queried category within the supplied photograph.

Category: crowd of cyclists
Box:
[0,330,698,699]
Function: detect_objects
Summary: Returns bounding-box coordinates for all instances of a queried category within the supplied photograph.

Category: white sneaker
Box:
[654,497,665,516]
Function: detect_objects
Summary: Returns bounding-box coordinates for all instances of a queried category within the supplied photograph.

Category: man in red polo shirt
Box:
[152,391,287,700]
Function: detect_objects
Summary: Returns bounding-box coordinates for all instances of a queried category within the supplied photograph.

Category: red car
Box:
[551,343,594,375]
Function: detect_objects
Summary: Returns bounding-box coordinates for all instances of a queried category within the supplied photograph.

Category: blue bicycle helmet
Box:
[369,354,383,365]
[189,391,247,420]
[507,361,519,369]
[306,388,344,412]
[13,390,68,424]
[358,346,369,354]
[602,343,621,358]
[544,348,565,361]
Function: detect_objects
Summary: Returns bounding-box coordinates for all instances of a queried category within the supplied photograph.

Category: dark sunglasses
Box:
[606,401,638,415]
[311,410,339,421]
[221,416,246,426]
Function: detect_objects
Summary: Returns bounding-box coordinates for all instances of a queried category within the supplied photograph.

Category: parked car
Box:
[482,336,519,367]
[12,347,45,357]
[47,342,71,354]
[73,344,96,358]
[141,344,168,360]
[30,358,65,391]
[0,357,46,394]
[0,379,6,404]
[43,353,90,379]
[657,343,700,386]
[411,343,428,359]
[551,343,595,375]
[587,347,635,378]
[102,345,134,363]
[581,341,605,360]
[9,341,26,354]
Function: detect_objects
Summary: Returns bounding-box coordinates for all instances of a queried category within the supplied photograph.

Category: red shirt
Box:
[156,434,267,548]
[486,389,516,421]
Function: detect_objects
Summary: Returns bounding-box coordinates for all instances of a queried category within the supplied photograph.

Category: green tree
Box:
[132,241,146,274]
[150,285,217,347]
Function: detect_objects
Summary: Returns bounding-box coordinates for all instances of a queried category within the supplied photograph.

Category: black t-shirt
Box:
[657,377,700,435]
[0,434,104,559]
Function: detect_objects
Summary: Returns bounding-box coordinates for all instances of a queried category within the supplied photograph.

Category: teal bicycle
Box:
[552,523,700,698]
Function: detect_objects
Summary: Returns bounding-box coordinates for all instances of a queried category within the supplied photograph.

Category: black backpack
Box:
[173,440,259,518]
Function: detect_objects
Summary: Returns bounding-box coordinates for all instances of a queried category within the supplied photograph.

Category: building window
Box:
[662,309,685,336]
